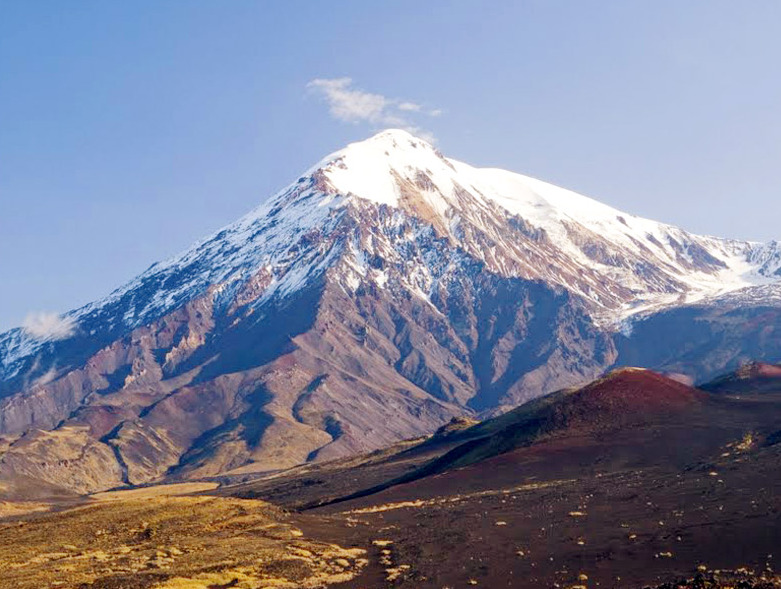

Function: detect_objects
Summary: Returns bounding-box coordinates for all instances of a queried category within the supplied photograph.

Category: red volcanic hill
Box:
[702,361,781,395]
[468,367,704,442]
[548,367,705,429]
[357,368,707,491]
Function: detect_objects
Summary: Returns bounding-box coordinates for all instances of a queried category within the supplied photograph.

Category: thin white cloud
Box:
[22,312,76,341]
[397,101,422,112]
[307,77,440,141]
[307,78,387,124]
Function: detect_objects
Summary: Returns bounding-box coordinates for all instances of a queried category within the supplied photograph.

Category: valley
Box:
[3,367,781,588]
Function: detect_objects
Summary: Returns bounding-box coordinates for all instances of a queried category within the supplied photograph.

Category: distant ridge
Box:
[702,361,781,394]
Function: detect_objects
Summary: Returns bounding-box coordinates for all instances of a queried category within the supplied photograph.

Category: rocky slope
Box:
[1,129,780,495]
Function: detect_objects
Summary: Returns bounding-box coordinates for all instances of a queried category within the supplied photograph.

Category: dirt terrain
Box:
[303,430,781,588]
[2,368,781,589]
[233,369,781,588]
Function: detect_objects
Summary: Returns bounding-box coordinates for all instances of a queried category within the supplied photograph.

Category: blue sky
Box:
[1,1,780,331]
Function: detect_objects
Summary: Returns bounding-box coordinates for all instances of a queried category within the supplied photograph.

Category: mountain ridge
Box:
[3,129,779,379]
[1,129,780,496]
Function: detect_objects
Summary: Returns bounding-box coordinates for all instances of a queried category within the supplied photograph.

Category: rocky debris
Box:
[649,570,781,588]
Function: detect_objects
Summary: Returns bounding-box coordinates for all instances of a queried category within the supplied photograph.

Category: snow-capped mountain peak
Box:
[302,130,778,317]
[2,129,781,496]
[2,130,780,380]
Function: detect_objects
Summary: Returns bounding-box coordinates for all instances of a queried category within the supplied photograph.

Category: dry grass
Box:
[90,482,219,501]
[0,500,52,519]
[342,478,575,514]
[0,495,366,589]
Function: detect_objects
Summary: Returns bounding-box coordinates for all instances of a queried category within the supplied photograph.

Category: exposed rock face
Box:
[0,129,779,495]
[615,285,781,383]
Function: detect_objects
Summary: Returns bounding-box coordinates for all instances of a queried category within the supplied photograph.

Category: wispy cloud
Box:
[397,101,422,112]
[307,77,441,142]
[22,312,76,341]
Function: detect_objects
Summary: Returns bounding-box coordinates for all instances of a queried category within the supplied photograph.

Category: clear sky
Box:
[1,1,780,331]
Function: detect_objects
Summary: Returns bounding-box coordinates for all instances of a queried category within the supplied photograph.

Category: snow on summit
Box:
[316,130,776,307]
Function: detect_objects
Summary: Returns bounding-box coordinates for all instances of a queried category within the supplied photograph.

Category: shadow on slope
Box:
[215,364,781,522]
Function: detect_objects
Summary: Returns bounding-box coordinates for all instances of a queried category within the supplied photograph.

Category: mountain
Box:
[1,129,780,496]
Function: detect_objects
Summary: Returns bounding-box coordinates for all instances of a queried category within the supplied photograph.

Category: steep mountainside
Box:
[1,129,780,496]
[615,286,781,381]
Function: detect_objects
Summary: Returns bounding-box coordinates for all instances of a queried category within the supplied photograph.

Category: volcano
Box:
[1,130,780,496]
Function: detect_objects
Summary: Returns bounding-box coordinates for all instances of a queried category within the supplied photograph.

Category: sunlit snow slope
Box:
[322,130,779,312]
